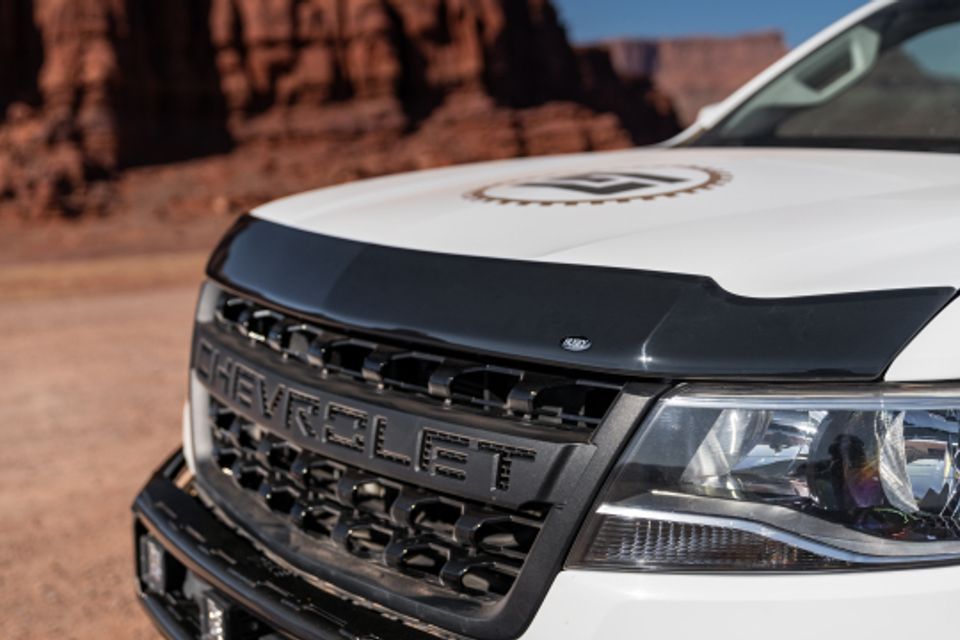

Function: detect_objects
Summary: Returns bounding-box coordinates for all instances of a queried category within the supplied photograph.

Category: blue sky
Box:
[552,0,870,46]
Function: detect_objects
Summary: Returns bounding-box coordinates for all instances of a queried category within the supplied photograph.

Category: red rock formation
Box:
[598,31,788,125]
[576,45,680,145]
[0,0,679,220]
[0,0,42,116]
[0,0,231,216]
[206,0,599,139]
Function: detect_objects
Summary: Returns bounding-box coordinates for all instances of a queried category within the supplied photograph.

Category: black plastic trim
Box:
[189,364,663,639]
[133,452,442,640]
[193,325,594,508]
[207,215,954,381]
[139,593,194,640]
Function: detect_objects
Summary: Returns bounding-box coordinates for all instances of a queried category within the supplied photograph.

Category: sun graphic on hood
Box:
[466,165,731,206]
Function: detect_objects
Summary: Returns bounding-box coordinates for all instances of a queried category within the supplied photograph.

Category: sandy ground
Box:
[0,253,208,639]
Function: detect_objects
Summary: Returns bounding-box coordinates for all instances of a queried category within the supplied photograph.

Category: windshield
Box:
[696,1,960,153]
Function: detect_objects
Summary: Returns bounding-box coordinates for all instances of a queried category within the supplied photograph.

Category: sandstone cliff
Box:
[0,0,679,219]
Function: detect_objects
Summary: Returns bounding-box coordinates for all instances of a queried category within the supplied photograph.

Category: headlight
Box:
[569,384,960,571]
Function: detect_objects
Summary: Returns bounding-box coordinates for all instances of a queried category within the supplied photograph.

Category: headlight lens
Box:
[570,385,960,571]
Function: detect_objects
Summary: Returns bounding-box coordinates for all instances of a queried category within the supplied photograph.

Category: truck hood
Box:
[253,147,960,298]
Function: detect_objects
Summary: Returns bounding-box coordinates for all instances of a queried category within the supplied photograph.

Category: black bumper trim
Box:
[139,593,194,640]
[133,451,441,640]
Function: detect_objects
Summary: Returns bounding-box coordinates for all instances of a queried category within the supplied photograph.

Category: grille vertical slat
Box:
[214,294,622,432]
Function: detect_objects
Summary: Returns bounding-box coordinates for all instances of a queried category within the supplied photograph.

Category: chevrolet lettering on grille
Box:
[192,331,592,508]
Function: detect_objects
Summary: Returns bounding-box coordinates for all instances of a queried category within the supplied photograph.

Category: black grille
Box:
[208,398,546,600]
[214,294,621,432]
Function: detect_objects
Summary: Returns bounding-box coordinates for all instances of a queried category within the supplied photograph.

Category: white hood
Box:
[252,147,960,298]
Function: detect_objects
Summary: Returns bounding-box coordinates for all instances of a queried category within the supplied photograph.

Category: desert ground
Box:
[0,250,212,639]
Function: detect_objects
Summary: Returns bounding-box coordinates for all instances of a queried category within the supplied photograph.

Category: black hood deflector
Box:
[207,216,955,381]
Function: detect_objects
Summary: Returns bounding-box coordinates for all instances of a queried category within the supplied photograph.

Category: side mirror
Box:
[721,26,880,133]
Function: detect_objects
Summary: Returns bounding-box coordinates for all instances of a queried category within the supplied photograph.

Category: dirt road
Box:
[0,253,208,639]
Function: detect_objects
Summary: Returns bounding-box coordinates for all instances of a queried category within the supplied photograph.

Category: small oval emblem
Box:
[561,336,592,353]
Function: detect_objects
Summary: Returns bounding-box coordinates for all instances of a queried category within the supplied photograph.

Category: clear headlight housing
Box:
[570,384,960,571]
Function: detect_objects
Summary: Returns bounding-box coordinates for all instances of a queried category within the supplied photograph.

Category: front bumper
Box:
[132,451,439,640]
[136,451,960,640]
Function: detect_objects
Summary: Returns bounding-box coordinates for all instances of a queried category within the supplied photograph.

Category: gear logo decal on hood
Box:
[466,165,730,206]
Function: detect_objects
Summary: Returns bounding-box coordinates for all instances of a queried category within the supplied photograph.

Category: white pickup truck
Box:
[133,2,960,639]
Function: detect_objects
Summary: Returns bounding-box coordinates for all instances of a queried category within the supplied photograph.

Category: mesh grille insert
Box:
[207,399,547,600]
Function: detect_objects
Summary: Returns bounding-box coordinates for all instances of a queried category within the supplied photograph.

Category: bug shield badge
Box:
[561,336,593,353]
